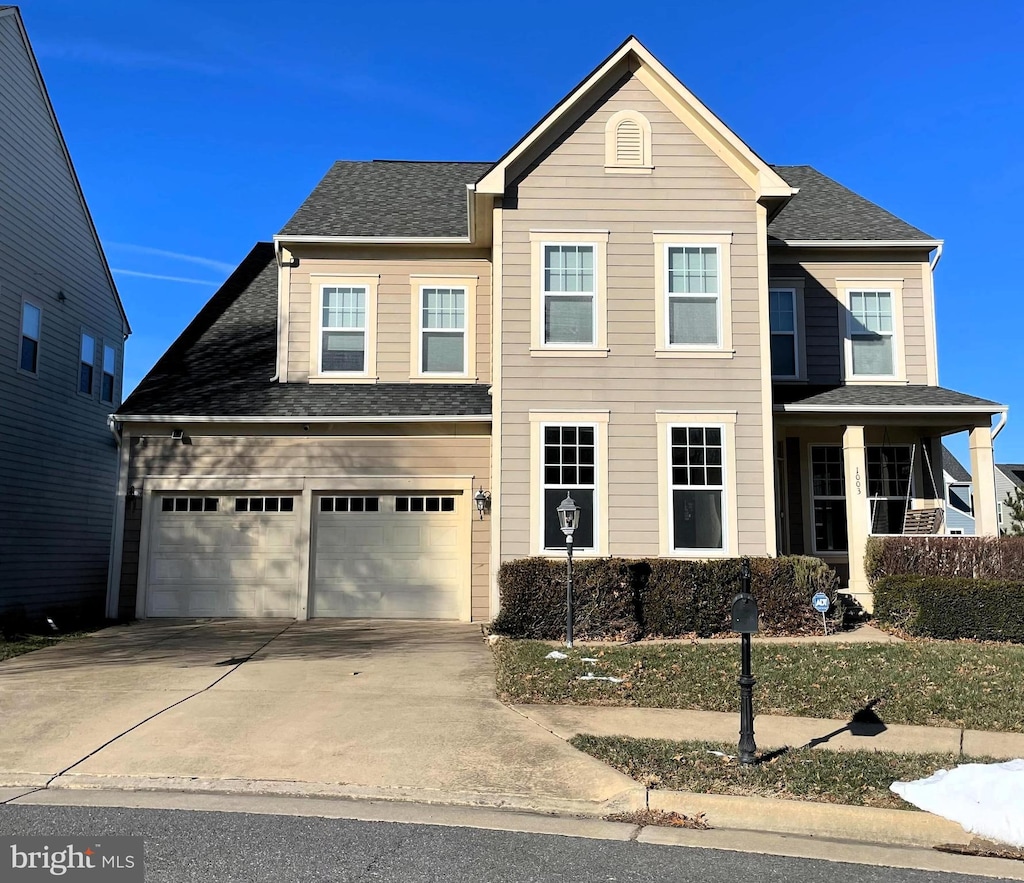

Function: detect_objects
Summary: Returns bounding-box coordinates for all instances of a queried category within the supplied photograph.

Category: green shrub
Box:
[874,574,1024,643]
[491,555,841,640]
[865,536,1024,586]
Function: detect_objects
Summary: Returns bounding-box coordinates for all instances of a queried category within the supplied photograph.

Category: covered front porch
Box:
[773,385,1007,610]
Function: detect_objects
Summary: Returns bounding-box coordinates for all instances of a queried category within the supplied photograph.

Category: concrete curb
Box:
[43,772,647,818]
[0,773,51,789]
[648,789,974,849]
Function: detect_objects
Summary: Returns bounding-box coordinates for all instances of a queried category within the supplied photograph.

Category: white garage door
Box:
[146,495,299,617]
[312,493,465,619]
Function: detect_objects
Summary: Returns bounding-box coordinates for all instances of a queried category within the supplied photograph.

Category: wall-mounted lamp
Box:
[56,290,66,304]
[127,485,141,498]
[474,487,491,520]
[126,484,141,512]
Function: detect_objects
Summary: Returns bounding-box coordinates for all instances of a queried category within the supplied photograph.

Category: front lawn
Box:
[572,735,988,810]
[493,639,1024,732]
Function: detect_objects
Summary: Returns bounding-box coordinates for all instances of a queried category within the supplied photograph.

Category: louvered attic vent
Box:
[604,110,652,172]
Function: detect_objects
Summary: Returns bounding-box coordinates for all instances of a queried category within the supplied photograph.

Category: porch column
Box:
[969,423,998,536]
[843,424,871,607]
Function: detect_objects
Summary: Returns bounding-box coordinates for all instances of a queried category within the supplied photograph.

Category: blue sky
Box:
[18,0,1024,462]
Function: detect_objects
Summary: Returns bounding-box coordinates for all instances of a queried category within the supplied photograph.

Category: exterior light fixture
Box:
[556,493,579,648]
[474,487,490,520]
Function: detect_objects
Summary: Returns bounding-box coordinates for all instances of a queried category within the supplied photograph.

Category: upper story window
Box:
[604,109,653,172]
[654,234,733,357]
[421,287,466,374]
[312,276,379,379]
[769,288,798,378]
[842,282,904,381]
[101,344,117,404]
[19,301,41,374]
[529,232,608,356]
[79,333,96,394]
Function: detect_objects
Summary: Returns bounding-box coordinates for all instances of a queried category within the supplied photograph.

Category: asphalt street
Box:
[0,804,1004,883]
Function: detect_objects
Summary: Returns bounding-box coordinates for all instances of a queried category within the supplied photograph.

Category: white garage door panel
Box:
[312,499,465,619]
[146,499,299,617]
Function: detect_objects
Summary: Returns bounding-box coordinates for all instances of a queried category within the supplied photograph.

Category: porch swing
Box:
[868,438,945,536]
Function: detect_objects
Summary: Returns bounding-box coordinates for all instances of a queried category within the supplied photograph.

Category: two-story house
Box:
[106,37,1003,621]
[1,6,130,623]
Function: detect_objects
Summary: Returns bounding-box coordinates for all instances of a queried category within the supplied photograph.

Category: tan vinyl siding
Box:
[0,12,126,618]
[285,246,491,384]
[499,70,768,560]
[769,248,933,385]
[118,424,492,621]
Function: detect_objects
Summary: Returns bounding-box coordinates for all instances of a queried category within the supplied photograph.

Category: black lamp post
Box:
[556,493,579,648]
[731,558,758,765]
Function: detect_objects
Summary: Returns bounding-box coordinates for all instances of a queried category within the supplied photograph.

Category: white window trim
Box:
[604,109,653,174]
[310,275,379,382]
[768,278,806,380]
[18,297,42,378]
[653,233,734,358]
[656,411,737,557]
[808,443,848,556]
[529,410,609,557]
[409,275,477,381]
[101,342,118,405]
[840,279,906,383]
[529,231,609,356]
[79,330,97,398]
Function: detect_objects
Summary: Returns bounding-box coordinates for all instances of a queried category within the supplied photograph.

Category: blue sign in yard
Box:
[812,593,831,613]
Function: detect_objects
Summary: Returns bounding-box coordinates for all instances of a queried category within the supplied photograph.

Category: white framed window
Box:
[604,109,653,173]
[841,281,904,380]
[19,301,41,374]
[101,344,117,404]
[79,333,96,395]
[810,445,848,553]
[541,424,597,551]
[668,425,727,552]
[866,445,913,535]
[653,233,733,357]
[529,231,608,356]
[421,287,466,374]
[769,287,799,378]
[311,275,379,379]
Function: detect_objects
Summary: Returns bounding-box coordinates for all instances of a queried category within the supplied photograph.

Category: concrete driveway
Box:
[0,620,640,814]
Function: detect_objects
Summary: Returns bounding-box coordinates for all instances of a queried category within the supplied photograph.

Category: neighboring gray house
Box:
[941,445,974,535]
[994,464,1024,535]
[0,6,130,622]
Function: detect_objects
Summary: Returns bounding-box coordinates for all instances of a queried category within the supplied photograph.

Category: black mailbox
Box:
[731,593,759,634]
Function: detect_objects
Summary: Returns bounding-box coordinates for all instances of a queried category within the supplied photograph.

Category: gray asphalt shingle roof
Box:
[775,384,1002,411]
[997,465,1024,490]
[277,160,932,244]
[768,166,934,242]
[279,161,493,238]
[117,243,492,419]
[942,445,971,482]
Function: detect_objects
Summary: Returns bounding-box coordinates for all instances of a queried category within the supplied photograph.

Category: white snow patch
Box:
[544,650,569,660]
[577,673,624,683]
[891,759,1024,848]
[581,657,599,663]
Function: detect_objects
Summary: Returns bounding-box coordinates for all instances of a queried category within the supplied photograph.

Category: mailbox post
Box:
[731,558,758,765]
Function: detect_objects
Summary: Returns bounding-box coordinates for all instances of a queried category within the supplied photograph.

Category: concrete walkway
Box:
[0,620,642,814]
[514,704,1024,759]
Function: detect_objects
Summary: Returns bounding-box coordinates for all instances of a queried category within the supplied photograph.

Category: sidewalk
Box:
[512,704,1024,759]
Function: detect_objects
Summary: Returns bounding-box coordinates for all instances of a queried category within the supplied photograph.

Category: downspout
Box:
[104,417,130,619]
[992,407,1008,440]
[929,241,944,271]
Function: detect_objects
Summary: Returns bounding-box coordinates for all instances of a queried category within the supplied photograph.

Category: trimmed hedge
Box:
[874,574,1024,643]
[865,536,1024,586]
[491,555,840,640]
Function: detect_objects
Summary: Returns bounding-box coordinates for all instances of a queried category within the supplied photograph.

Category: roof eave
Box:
[777,404,1006,415]
[770,239,943,249]
[273,234,472,246]
[114,413,492,424]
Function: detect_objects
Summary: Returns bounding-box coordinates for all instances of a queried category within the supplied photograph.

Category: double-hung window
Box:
[19,302,41,374]
[420,286,466,374]
[101,344,117,404]
[543,245,595,345]
[669,425,726,551]
[79,333,96,394]
[810,446,848,553]
[866,445,912,535]
[769,288,799,378]
[321,285,367,373]
[847,288,896,378]
[667,246,720,347]
[542,424,596,551]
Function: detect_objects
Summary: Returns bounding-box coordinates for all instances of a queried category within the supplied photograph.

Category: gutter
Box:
[273,234,472,245]
[778,404,1005,415]
[992,408,1008,440]
[771,239,944,249]
[929,241,944,271]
